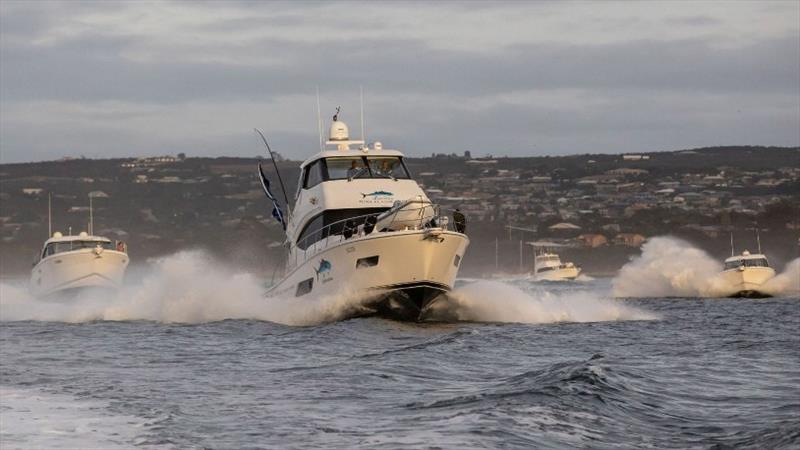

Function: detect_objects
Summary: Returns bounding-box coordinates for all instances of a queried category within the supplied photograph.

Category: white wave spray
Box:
[612,236,800,298]
[761,258,800,297]
[0,250,375,326]
[432,280,657,323]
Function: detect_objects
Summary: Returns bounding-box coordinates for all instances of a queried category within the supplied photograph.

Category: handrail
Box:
[287,202,457,270]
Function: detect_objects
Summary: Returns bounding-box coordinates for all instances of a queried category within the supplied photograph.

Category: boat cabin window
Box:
[327,157,370,180]
[303,159,326,189]
[44,240,113,257]
[365,156,410,179]
[296,208,389,250]
[725,258,769,269]
[300,156,411,189]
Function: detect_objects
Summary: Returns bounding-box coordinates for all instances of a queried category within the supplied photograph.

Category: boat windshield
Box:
[304,156,410,188]
[536,255,560,263]
[724,258,770,269]
[44,240,114,257]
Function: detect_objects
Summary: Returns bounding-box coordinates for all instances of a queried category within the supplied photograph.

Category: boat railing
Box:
[288,204,460,270]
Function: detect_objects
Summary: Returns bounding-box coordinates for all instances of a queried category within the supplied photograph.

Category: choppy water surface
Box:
[1,272,798,449]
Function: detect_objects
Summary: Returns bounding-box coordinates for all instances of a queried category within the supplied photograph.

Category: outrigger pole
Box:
[254,128,291,215]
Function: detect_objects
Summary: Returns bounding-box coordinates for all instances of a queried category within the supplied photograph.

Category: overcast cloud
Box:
[1,1,798,163]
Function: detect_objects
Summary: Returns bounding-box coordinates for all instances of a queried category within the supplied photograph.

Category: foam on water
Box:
[1,250,657,326]
[0,386,146,450]
[612,236,800,298]
[0,250,375,326]
[433,280,657,323]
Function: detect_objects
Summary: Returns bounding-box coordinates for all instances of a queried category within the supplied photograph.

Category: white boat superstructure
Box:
[30,231,129,298]
[719,250,776,298]
[533,251,580,281]
[265,111,469,320]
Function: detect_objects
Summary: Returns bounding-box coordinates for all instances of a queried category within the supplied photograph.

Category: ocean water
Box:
[1,250,799,449]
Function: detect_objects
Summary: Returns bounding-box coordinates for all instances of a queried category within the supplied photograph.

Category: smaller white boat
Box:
[29,195,129,298]
[533,251,581,281]
[30,232,129,298]
[720,250,776,298]
[719,231,776,298]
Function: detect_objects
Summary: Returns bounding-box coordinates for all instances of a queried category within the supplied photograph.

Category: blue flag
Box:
[258,163,286,231]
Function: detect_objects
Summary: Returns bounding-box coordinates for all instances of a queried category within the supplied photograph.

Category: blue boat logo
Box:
[361,191,393,199]
[314,259,332,281]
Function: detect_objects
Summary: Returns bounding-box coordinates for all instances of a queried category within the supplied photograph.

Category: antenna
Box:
[89,193,93,235]
[48,193,52,237]
[495,237,499,271]
[756,227,762,254]
[730,232,735,257]
[316,86,324,152]
[360,86,366,146]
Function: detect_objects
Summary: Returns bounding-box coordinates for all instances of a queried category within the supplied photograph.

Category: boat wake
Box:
[428,280,656,323]
[1,250,657,326]
[0,250,377,326]
[612,236,800,298]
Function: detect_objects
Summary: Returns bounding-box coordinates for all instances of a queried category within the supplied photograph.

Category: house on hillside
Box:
[578,233,608,248]
[614,233,646,247]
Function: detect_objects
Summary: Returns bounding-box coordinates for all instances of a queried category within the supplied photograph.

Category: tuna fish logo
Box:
[314,259,332,280]
[361,191,393,199]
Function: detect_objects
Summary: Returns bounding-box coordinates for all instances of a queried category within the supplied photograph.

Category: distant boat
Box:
[29,194,129,298]
[533,251,581,281]
[720,231,775,298]
[30,231,129,298]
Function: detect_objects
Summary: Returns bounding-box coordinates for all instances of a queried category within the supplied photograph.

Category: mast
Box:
[316,86,324,152]
[48,193,52,237]
[495,237,499,272]
[730,232,734,257]
[360,86,366,146]
[89,193,93,235]
[756,227,762,254]
[519,239,523,273]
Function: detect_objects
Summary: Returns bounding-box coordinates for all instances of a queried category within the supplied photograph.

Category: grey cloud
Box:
[1,1,798,162]
[3,31,797,106]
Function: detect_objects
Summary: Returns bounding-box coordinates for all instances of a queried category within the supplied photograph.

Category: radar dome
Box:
[79,231,88,237]
[53,232,63,238]
[329,119,349,141]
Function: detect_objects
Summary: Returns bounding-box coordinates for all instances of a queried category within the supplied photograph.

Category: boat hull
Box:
[268,229,469,321]
[535,266,581,281]
[719,267,776,298]
[29,249,129,298]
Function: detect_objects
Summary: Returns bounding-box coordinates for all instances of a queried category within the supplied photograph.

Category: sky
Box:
[1,1,798,163]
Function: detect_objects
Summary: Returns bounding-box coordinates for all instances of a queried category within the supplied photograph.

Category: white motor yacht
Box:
[263,111,469,320]
[719,250,776,298]
[533,251,580,281]
[30,231,129,298]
